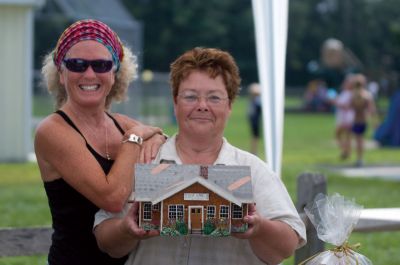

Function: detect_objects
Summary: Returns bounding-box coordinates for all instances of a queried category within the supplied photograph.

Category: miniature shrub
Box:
[209,227,230,237]
[142,222,159,231]
[161,226,181,236]
[208,218,230,237]
[175,219,188,235]
[204,218,216,235]
[231,223,248,233]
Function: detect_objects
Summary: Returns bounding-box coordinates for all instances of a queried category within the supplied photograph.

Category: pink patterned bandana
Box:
[53,19,124,71]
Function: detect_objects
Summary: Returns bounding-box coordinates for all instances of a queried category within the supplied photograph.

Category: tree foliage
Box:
[122,0,257,86]
[122,0,400,90]
[288,0,400,92]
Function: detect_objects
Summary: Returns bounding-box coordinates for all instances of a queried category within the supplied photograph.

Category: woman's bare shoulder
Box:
[34,112,85,155]
[35,113,68,138]
[34,113,81,181]
[36,113,59,133]
[109,112,142,129]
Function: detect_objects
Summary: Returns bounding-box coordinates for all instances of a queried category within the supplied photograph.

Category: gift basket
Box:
[299,193,372,265]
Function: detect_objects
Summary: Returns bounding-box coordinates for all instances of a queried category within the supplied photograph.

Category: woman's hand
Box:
[123,124,166,163]
[122,201,160,239]
[232,203,260,239]
[94,201,159,258]
[125,124,162,141]
[140,133,166,163]
[232,203,299,264]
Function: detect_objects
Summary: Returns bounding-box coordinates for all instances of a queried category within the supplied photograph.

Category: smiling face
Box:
[59,40,115,109]
[174,70,232,139]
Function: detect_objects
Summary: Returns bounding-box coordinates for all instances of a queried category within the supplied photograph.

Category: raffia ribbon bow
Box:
[298,241,362,265]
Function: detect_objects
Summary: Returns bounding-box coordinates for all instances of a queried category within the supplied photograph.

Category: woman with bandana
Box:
[35,19,166,265]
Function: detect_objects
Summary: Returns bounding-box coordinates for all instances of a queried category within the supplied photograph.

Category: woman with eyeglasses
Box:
[34,19,166,265]
[94,47,307,265]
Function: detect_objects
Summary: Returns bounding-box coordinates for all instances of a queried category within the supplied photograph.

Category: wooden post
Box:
[0,227,52,257]
[294,172,327,264]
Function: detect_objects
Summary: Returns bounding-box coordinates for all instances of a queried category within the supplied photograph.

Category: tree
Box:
[122,0,400,92]
[122,0,257,86]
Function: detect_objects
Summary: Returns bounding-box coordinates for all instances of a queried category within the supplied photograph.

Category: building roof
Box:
[36,0,141,49]
[134,164,254,205]
[51,0,138,28]
[0,0,44,6]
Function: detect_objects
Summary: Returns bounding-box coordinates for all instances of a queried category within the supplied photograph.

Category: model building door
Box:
[189,206,203,232]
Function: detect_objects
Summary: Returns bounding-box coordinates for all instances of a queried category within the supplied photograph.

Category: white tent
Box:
[252,0,288,177]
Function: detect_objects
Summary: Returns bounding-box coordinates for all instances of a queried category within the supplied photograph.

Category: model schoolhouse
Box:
[134,164,254,236]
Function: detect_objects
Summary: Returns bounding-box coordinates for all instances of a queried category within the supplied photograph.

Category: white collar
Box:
[157,134,235,165]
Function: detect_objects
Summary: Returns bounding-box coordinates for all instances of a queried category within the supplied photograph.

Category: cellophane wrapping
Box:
[301,193,372,265]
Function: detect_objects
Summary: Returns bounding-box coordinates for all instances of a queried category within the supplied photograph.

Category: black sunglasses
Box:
[63,58,114,73]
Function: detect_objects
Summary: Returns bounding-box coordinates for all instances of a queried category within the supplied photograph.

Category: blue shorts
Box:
[352,123,367,135]
[249,116,261,138]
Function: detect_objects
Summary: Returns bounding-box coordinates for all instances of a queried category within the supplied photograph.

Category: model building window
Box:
[143,202,152,220]
[152,203,160,211]
[220,205,229,218]
[207,205,216,218]
[232,204,243,219]
[168,204,184,220]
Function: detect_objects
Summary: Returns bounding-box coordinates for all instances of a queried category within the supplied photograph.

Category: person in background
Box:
[367,80,380,100]
[35,19,165,265]
[247,83,262,155]
[350,74,378,167]
[334,74,355,160]
[94,47,306,265]
[303,79,331,112]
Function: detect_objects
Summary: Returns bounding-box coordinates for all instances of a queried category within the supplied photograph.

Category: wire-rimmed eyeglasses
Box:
[178,93,229,106]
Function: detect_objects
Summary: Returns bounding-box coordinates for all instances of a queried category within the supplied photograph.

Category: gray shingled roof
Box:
[37,0,142,57]
[52,0,137,27]
[134,164,254,205]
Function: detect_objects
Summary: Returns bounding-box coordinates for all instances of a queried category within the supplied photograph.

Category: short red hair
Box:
[170,47,241,102]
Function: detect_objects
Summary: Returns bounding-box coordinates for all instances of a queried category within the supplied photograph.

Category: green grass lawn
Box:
[1,96,400,264]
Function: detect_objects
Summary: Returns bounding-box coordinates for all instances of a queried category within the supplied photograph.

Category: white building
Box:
[0,0,44,162]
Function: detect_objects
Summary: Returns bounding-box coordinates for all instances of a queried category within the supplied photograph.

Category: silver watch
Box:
[122,134,143,145]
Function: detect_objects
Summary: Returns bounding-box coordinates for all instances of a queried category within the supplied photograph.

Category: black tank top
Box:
[44,110,128,265]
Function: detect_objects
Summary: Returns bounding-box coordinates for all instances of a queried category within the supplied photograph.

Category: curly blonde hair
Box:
[41,45,137,110]
[170,47,241,103]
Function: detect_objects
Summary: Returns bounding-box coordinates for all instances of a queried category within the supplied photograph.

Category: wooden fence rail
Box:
[0,227,52,257]
[1,172,400,263]
[295,172,400,264]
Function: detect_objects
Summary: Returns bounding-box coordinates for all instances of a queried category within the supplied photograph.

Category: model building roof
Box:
[134,164,253,205]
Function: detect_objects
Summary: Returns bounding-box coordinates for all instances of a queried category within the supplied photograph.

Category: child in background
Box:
[350,74,378,167]
[247,83,262,155]
[334,74,355,160]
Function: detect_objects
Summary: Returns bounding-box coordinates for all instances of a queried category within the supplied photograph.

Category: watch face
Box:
[129,134,143,145]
